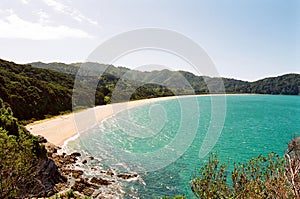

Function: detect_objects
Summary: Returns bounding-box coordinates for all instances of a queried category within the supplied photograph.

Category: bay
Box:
[67,95,300,198]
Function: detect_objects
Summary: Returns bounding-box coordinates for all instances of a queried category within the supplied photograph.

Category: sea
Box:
[64,94,300,198]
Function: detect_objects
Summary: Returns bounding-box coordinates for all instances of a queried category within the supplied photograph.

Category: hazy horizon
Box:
[2,58,295,82]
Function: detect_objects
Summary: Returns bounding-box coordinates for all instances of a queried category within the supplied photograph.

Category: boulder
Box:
[72,170,84,178]
[89,156,94,160]
[90,177,112,185]
[117,173,138,180]
[82,159,87,164]
[106,170,114,177]
[71,152,81,157]
[37,135,47,143]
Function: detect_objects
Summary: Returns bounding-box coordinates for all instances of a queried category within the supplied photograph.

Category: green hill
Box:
[30,61,300,95]
[0,58,299,198]
[0,59,173,121]
[0,58,298,121]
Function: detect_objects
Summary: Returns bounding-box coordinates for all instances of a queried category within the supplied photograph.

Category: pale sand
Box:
[25,94,250,147]
[25,96,183,147]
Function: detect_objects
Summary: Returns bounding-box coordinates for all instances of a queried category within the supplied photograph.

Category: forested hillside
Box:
[0,98,63,198]
[0,59,173,121]
[0,58,298,121]
[31,61,300,95]
[0,59,299,198]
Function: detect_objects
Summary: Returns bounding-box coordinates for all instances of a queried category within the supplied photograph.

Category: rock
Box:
[82,188,94,196]
[106,170,114,177]
[71,152,81,157]
[45,143,59,155]
[72,170,84,178]
[54,182,68,192]
[82,159,87,164]
[72,179,85,192]
[63,155,77,164]
[26,158,68,198]
[37,135,47,143]
[51,153,58,159]
[89,156,94,160]
[117,173,138,180]
[72,177,99,195]
[62,169,72,175]
[90,177,112,185]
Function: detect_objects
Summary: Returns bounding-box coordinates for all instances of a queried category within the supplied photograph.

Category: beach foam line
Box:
[25,95,182,147]
[25,94,241,147]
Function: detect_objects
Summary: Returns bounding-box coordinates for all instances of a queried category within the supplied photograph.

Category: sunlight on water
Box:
[67,95,300,198]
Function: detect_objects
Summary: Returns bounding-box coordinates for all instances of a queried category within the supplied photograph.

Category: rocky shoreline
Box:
[32,136,139,199]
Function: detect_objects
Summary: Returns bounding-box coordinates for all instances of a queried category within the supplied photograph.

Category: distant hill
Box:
[0,58,298,121]
[30,61,300,95]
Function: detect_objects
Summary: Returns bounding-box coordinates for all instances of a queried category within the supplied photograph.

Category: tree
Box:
[0,129,38,198]
[191,150,298,198]
[0,98,44,198]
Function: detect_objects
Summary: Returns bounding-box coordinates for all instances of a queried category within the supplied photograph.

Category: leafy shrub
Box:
[191,151,299,198]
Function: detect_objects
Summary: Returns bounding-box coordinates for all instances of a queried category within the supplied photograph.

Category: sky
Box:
[0,0,299,81]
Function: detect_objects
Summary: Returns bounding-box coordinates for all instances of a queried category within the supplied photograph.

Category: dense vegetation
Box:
[0,59,173,121]
[190,146,300,198]
[0,98,46,198]
[0,59,298,122]
[0,58,299,198]
[31,61,300,95]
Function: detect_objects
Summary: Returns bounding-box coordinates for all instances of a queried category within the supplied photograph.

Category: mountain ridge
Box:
[29,61,300,95]
[29,61,299,83]
[0,58,299,121]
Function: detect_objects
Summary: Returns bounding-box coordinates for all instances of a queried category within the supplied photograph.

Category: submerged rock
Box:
[90,177,112,185]
[106,170,114,177]
[89,156,94,160]
[72,177,100,196]
[117,173,138,180]
[82,159,87,164]
[71,152,81,157]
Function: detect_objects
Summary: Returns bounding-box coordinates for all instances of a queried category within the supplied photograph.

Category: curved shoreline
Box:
[26,95,183,146]
[25,94,252,147]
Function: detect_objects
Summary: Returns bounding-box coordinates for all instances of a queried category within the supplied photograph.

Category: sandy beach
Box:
[26,96,182,147]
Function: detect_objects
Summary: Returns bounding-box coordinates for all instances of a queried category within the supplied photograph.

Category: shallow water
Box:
[66,95,300,198]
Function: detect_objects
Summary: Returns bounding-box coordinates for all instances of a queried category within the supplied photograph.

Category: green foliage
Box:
[65,189,75,198]
[162,196,186,199]
[1,59,298,122]
[0,98,46,198]
[0,129,39,198]
[0,59,177,121]
[191,153,232,199]
[191,152,296,199]
[0,98,18,136]
[231,153,291,198]
[31,60,300,96]
[0,59,73,120]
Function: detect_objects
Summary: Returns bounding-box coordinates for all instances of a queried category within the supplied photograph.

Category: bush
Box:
[0,98,45,198]
[191,150,299,198]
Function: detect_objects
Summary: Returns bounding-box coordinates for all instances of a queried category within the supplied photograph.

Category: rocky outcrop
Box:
[72,170,84,178]
[90,177,112,185]
[117,173,138,180]
[27,141,140,198]
[25,153,68,197]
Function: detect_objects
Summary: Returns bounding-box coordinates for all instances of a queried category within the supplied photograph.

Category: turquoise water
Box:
[67,95,300,198]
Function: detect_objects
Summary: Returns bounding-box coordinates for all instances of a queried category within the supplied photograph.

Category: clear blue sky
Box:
[0,0,299,81]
